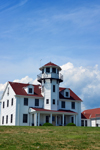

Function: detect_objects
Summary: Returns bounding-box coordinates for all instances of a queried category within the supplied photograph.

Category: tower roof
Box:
[39,62,62,71]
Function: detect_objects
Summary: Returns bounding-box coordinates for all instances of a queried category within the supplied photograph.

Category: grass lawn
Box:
[0,126,100,150]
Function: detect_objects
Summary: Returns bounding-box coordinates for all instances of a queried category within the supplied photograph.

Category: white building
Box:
[0,62,82,126]
[81,108,100,127]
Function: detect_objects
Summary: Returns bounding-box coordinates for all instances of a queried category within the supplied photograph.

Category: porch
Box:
[29,108,77,126]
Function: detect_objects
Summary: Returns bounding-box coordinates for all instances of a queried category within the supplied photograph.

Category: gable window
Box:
[2,116,4,124]
[28,88,32,94]
[66,92,68,97]
[46,99,49,104]
[7,87,9,95]
[71,102,75,109]
[7,100,9,107]
[23,114,28,123]
[11,114,13,123]
[3,102,5,108]
[46,116,49,123]
[81,120,84,126]
[6,115,8,124]
[53,99,55,104]
[71,117,74,123]
[61,101,65,108]
[11,98,13,106]
[35,99,39,106]
[24,98,28,106]
[46,67,50,73]
[53,85,55,92]
[42,69,44,74]
[52,68,56,73]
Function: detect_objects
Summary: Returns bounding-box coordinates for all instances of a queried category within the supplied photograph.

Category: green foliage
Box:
[66,123,76,126]
[42,123,53,126]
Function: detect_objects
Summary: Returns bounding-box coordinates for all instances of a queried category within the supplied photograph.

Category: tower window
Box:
[53,85,55,92]
[52,68,56,73]
[35,99,39,106]
[11,98,13,106]
[61,101,65,108]
[46,99,49,104]
[46,67,50,73]
[3,102,5,108]
[53,99,55,104]
[42,69,44,74]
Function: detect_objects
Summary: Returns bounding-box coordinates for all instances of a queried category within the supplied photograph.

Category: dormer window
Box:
[52,68,56,73]
[46,67,50,73]
[66,92,68,97]
[28,88,32,94]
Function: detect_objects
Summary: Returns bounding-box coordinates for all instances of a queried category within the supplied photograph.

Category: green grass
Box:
[0,126,100,150]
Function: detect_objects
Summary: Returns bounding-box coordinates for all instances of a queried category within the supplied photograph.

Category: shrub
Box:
[42,123,53,126]
[66,123,76,126]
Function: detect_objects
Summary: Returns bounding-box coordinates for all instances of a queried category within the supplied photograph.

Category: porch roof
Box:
[30,107,77,114]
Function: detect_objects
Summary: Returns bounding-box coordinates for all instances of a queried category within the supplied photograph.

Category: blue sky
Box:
[0,0,100,111]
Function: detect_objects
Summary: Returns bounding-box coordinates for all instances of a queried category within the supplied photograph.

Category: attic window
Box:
[28,88,32,94]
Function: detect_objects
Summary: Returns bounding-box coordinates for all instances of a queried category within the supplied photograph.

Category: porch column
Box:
[29,113,32,126]
[56,115,57,126]
[34,113,37,126]
[50,113,52,124]
[62,114,64,126]
[38,113,40,126]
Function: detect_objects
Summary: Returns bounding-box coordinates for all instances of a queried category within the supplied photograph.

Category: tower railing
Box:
[37,73,63,82]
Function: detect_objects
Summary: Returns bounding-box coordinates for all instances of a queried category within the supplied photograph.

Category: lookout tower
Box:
[37,62,63,110]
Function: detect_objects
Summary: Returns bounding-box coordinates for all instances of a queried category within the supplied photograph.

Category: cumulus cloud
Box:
[0,62,100,112]
[60,62,100,111]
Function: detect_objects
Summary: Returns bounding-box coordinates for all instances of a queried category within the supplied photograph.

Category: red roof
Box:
[59,87,82,101]
[30,108,77,114]
[8,82,82,101]
[81,108,100,119]
[9,82,43,97]
[39,62,62,71]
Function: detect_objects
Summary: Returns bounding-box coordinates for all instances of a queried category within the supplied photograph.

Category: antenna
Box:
[40,59,42,67]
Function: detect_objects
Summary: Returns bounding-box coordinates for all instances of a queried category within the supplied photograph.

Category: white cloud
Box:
[60,62,100,111]
[0,62,100,111]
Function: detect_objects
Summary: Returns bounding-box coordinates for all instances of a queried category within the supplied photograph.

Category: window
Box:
[11,114,13,123]
[7,100,9,107]
[81,120,84,126]
[28,88,32,94]
[11,98,13,106]
[46,116,49,123]
[66,92,68,97]
[52,68,56,73]
[53,85,55,92]
[61,101,65,108]
[52,116,55,121]
[3,102,5,108]
[85,120,87,126]
[57,69,59,74]
[7,87,9,95]
[46,99,49,104]
[71,117,74,123]
[35,99,39,106]
[71,102,75,109]
[42,69,44,74]
[53,99,55,104]
[24,98,28,106]
[6,115,8,124]
[46,67,50,73]
[2,116,4,124]
[23,114,28,123]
